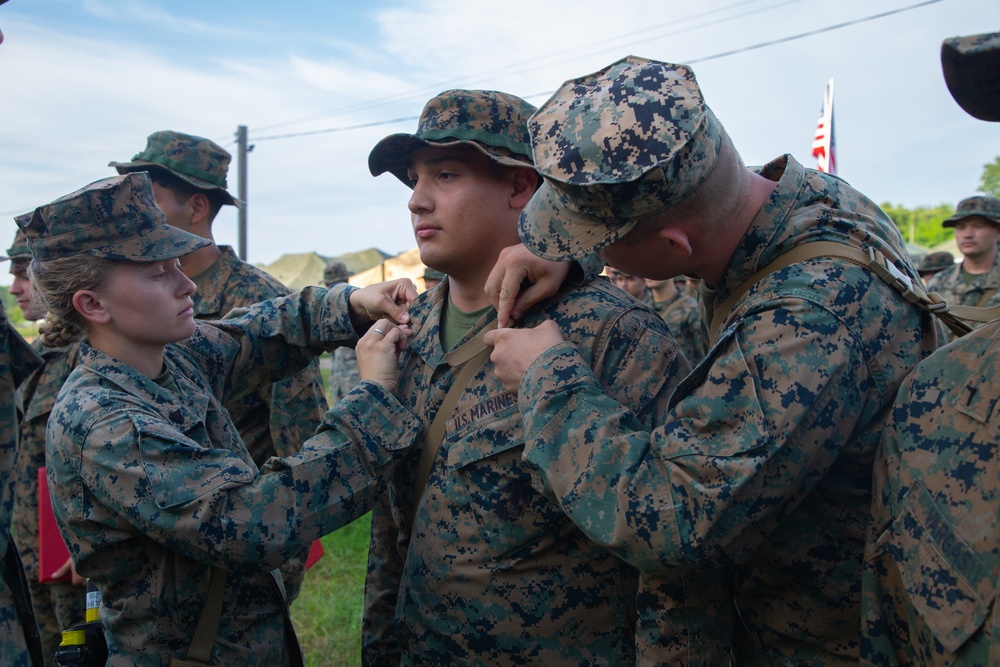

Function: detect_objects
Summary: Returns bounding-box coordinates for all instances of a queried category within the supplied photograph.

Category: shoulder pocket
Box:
[874,480,995,654]
[130,413,255,509]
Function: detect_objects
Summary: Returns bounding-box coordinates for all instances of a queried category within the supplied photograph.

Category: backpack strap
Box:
[169,566,227,667]
[708,241,1000,343]
[410,320,498,521]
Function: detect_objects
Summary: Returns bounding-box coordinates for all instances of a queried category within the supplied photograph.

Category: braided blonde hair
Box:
[29,255,114,348]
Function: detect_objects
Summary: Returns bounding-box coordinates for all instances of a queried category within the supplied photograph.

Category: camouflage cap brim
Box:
[109,160,245,209]
[3,221,32,261]
[34,218,210,262]
[21,173,213,263]
[942,195,1000,227]
[368,133,534,188]
[518,180,638,262]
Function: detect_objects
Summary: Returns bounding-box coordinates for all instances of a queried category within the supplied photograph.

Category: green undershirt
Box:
[440,298,491,352]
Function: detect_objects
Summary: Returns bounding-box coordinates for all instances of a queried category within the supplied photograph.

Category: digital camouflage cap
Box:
[942,195,1000,227]
[109,130,244,208]
[518,55,724,262]
[323,261,351,286]
[917,251,955,273]
[19,172,211,262]
[368,89,536,187]
[2,222,31,261]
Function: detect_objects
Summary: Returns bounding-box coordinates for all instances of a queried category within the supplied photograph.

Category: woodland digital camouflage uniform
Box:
[22,173,422,665]
[925,197,1000,340]
[189,244,329,470]
[650,289,707,364]
[0,301,43,667]
[862,318,1000,666]
[515,56,943,664]
[324,262,361,403]
[113,132,329,600]
[364,87,689,666]
[46,287,420,666]
[10,341,84,659]
[860,31,1000,667]
[363,279,687,667]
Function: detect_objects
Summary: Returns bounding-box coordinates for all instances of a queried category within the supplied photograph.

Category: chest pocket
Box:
[873,480,996,655]
[131,413,255,510]
[442,393,569,562]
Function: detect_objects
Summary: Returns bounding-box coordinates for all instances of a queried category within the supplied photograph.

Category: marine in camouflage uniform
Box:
[363,89,689,666]
[925,196,1000,341]
[646,278,708,364]
[862,318,1000,666]
[20,173,421,666]
[860,30,1000,667]
[111,131,329,601]
[325,261,361,402]
[490,56,943,664]
[0,300,44,667]
[4,225,87,661]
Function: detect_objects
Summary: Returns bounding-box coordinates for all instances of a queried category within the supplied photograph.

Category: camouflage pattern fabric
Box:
[513,155,943,664]
[862,318,1000,666]
[0,304,44,666]
[328,346,360,403]
[925,257,1000,341]
[941,195,1000,227]
[518,57,723,262]
[651,290,707,364]
[22,173,210,262]
[45,285,421,666]
[190,245,329,467]
[10,340,85,660]
[190,245,330,602]
[368,89,536,187]
[109,130,243,207]
[363,278,689,667]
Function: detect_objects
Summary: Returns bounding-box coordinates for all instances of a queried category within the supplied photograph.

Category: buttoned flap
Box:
[873,480,995,654]
[444,390,520,469]
[442,391,568,561]
[131,412,255,510]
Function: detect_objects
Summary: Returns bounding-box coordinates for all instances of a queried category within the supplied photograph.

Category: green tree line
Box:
[881,156,999,251]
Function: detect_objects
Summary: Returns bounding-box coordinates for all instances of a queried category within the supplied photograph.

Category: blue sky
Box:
[0,0,996,284]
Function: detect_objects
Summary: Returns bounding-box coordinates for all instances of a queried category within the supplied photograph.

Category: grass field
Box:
[291,512,371,667]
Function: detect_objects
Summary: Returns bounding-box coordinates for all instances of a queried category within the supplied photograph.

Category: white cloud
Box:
[0,0,997,289]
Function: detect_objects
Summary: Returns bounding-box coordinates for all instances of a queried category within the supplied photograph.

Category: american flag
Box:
[812,78,837,175]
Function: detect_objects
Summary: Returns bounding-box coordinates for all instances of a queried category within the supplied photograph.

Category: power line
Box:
[242,0,802,138]
[245,0,945,144]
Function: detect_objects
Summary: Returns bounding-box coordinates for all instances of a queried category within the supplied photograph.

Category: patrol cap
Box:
[917,251,955,273]
[942,195,1000,227]
[518,56,723,262]
[109,130,244,208]
[323,260,351,285]
[19,173,212,262]
[422,266,445,281]
[941,32,1000,122]
[2,222,31,261]
[368,89,536,187]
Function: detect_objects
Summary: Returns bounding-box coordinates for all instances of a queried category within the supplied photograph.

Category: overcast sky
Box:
[0,0,995,285]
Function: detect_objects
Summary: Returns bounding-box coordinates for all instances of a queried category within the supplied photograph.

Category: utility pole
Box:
[235,125,253,260]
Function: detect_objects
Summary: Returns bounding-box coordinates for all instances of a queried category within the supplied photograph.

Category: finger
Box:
[52,557,71,580]
[496,266,528,328]
[507,277,557,322]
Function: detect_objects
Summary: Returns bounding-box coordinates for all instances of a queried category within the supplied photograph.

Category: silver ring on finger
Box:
[372,327,386,336]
